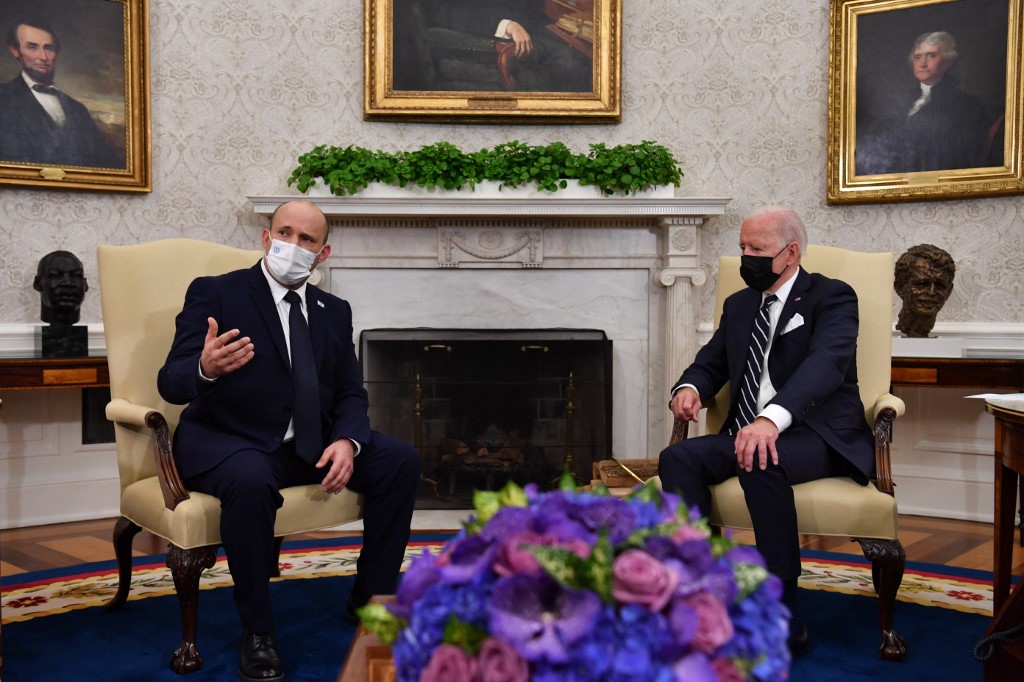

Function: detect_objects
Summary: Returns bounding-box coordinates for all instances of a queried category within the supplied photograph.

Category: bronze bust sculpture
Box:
[894,244,955,338]
[34,250,89,326]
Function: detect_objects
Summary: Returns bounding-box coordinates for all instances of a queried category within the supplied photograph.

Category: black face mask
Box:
[739,247,787,292]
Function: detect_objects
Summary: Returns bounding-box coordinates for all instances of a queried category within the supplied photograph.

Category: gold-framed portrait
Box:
[827,0,1023,204]
[363,0,621,123]
[0,0,150,193]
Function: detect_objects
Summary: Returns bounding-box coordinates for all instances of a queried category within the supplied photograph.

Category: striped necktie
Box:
[733,294,777,433]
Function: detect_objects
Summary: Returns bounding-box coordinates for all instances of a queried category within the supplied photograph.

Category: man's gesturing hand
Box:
[199,317,254,378]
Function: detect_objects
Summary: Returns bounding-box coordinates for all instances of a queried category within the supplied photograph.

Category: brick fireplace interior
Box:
[360,328,612,508]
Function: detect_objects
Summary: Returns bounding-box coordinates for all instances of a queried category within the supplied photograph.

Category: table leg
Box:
[994,418,1020,613]
[1018,476,1023,548]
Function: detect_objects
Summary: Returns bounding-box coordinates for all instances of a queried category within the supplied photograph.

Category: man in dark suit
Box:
[429,0,591,91]
[158,200,421,682]
[1,14,120,168]
[658,206,874,656]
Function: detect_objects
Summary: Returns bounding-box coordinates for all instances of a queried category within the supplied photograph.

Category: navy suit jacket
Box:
[158,263,371,479]
[0,75,120,168]
[673,268,875,482]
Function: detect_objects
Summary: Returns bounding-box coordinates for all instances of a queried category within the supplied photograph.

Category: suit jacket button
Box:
[273,437,282,444]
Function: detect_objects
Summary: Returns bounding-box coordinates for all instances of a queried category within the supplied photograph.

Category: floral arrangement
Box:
[359,475,791,681]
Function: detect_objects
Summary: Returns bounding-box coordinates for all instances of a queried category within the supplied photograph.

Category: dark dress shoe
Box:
[788,618,810,657]
[343,595,367,626]
[239,631,284,682]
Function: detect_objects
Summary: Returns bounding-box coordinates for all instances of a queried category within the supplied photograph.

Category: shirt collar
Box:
[260,258,308,305]
[21,71,55,91]
[766,266,800,306]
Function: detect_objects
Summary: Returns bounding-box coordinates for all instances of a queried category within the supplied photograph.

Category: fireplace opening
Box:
[360,329,612,508]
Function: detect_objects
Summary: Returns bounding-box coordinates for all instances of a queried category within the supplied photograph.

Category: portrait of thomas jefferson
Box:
[853,1,1007,177]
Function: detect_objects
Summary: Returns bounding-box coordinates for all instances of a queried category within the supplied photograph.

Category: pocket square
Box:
[780,313,804,335]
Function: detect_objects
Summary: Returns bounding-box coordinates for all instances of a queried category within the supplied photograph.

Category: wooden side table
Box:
[988,402,1024,611]
[984,402,1024,681]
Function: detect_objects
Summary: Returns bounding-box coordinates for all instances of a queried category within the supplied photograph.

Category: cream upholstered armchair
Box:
[98,239,362,674]
[667,246,907,661]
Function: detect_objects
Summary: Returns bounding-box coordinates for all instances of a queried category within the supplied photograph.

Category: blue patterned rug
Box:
[1,538,994,681]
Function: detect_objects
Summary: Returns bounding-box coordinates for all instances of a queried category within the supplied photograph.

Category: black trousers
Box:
[658,427,846,585]
[186,432,421,633]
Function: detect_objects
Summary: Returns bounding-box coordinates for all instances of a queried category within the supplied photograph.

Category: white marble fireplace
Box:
[250,193,730,460]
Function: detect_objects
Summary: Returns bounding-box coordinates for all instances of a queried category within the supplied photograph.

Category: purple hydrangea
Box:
[372,481,790,681]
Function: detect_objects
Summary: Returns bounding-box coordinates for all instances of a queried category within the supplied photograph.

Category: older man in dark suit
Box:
[658,206,874,657]
[1,14,119,168]
[158,200,420,682]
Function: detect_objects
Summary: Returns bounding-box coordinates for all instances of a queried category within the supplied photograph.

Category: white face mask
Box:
[265,238,321,286]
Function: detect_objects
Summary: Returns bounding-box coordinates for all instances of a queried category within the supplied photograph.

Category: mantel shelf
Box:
[248,194,731,221]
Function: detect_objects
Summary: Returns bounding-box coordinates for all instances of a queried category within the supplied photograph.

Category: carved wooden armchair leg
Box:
[856,537,908,661]
[167,544,218,674]
[105,516,143,611]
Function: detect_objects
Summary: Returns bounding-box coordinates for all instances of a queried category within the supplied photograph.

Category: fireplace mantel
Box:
[248,193,729,220]
[248,193,730,456]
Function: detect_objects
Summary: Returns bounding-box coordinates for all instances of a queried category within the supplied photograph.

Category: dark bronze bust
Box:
[34,250,89,326]
[894,244,955,338]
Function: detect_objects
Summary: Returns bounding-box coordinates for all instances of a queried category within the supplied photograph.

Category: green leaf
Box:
[497,480,529,508]
[585,532,614,601]
[528,530,615,601]
[357,603,404,647]
[473,489,501,526]
[732,562,770,601]
[529,545,590,588]
[443,616,489,654]
[558,468,577,492]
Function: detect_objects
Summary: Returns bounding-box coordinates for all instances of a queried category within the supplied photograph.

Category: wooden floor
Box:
[2,514,1023,577]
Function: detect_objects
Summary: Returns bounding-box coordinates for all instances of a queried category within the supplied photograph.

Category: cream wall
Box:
[1,0,1022,324]
[1,1,1022,527]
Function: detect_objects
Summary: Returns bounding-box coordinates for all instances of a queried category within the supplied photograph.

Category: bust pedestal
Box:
[39,325,88,358]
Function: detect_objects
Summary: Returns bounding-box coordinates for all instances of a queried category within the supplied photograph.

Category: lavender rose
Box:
[477,637,529,682]
[420,644,478,682]
[611,548,680,612]
[679,591,734,653]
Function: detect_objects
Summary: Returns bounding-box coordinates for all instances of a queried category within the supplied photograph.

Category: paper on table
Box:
[966,393,1024,413]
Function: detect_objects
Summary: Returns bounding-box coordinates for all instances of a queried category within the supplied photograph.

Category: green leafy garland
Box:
[287,140,683,197]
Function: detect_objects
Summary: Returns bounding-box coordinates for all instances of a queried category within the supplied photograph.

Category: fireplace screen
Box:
[360,329,611,508]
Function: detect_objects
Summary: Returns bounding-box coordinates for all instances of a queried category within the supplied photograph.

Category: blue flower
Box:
[489,574,601,664]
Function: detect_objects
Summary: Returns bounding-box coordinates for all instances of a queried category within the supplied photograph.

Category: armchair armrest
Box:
[105,397,191,511]
[870,392,905,497]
